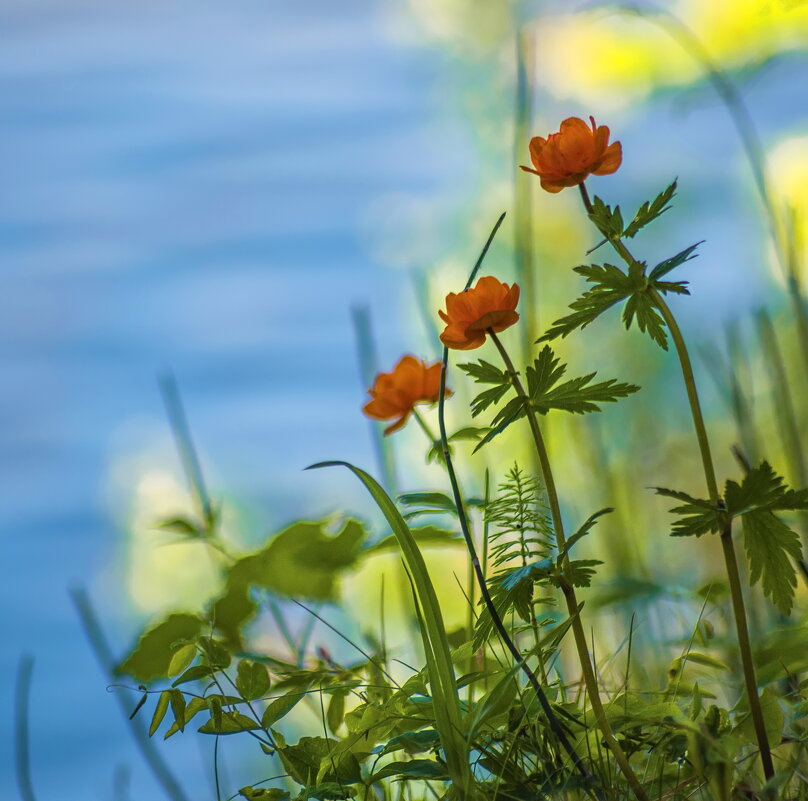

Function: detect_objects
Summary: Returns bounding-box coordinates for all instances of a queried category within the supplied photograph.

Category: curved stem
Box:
[436,350,601,795]
[577,182,775,782]
[488,330,650,801]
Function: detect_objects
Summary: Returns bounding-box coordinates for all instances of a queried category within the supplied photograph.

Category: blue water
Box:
[0,2,466,797]
[2,1,806,798]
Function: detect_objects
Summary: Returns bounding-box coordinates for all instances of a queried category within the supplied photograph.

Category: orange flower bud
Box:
[438,275,520,350]
[362,355,449,435]
[520,116,622,193]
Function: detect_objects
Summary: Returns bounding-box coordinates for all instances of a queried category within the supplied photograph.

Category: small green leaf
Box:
[164,696,208,739]
[326,690,347,735]
[649,241,702,281]
[149,690,170,737]
[624,180,678,238]
[655,487,720,537]
[167,643,197,678]
[457,359,509,385]
[589,196,624,238]
[236,660,271,701]
[623,292,668,349]
[169,689,186,732]
[239,788,291,801]
[171,664,212,687]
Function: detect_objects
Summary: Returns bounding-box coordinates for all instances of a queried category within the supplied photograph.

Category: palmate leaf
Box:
[741,511,802,615]
[538,263,635,342]
[623,180,678,238]
[622,292,668,349]
[654,487,721,537]
[458,359,511,417]
[724,460,808,515]
[589,196,624,239]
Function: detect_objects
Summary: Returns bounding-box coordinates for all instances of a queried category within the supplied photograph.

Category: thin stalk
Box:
[15,655,38,801]
[488,330,650,801]
[578,181,775,782]
[437,351,599,794]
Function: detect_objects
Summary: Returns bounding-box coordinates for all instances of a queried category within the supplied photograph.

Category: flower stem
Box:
[488,329,650,801]
[577,181,775,782]
[436,349,602,797]
[411,407,438,448]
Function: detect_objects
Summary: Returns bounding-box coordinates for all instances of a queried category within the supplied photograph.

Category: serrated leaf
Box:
[534,374,640,415]
[526,346,566,398]
[457,359,508,385]
[236,660,271,701]
[559,559,602,588]
[559,509,613,561]
[741,510,801,615]
[149,690,171,737]
[469,383,512,417]
[623,292,668,349]
[725,460,808,515]
[624,180,677,238]
[655,487,720,537]
[649,241,702,281]
[539,263,634,342]
[589,196,624,239]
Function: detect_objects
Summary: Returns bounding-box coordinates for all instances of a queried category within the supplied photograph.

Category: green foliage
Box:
[117,613,204,683]
[657,461,807,614]
[622,180,678,238]
[212,518,367,646]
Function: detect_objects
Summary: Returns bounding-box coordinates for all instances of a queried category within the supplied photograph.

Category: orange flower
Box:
[520,116,622,193]
[438,275,520,350]
[363,355,448,435]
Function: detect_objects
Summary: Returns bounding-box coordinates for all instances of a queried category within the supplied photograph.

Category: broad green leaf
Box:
[326,689,347,735]
[373,729,441,756]
[171,664,212,687]
[262,691,306,728]
[467,666,520,736]
[236,660,271,701]
[199,711,260,735]
[117,613,204,683]
[369,759,449,784]
[279,736,361,786]
[212,519,368,645]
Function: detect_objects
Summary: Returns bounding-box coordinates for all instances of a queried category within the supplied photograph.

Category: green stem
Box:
[411,407,439,449]
[578,181,775,782]
[488,330,650,801]
[437,350,601,796]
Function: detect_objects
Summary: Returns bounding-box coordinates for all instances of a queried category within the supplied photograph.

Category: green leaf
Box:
[262,691,306,728]
[467,665,521,736]
[655,487,720,537]
[558,559,603,588]
[369,759,449,784]
[397,492,457,510]
[469,383,512,417]
[725,461,808,515]
[624,180,677,238]
[559,508,613,560]
[373,729,441,756]
[168,689,186,732]
[171,664,212,687]
[365,526,459,554]
[741,510,801,615]
[149,690,171,737]
[199,711,260,735]
[212,519,368,645]
[239,788,291,801]
[589,195,624,239]
[457,359,508,385]
[649,241,702,281]
[539,263,634,342]
[154,516,205,537]
[236,660,271,701]
[117,613,204,683]
[498,558,554,591]
[527,346,640,415]
[166,643,197,678]
[279,736,361,786]
[622,292,668,349]
[326,690,348,735]
[164,696,208,739]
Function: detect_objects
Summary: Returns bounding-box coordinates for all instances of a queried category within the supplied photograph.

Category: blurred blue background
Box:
[2,0,806,798]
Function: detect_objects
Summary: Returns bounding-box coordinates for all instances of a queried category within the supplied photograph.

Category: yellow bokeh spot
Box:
[342,545,471,647]
[126,469,225,614]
